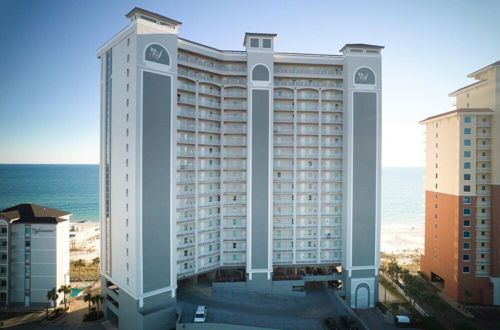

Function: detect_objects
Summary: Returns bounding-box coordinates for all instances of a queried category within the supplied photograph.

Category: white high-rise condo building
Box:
[98,7,383,329]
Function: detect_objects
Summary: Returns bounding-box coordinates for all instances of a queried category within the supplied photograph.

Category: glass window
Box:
[464,116,472,123]
[464,162,471,169]
[464,151,471,157]
[262,38,272,48]
[463,208,471,215]
[250,38,259,48]
[463,266,470,273]
[464,139,471,146]
[464,174,471,180]
[463,254,470,261]
[464,128,471,135]
[463,220,470,227]
[463,242,470,249]
[464,185,470,192]
[463,231,470,238]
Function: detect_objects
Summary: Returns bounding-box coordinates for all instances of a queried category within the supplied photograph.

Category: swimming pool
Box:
[70,288,83,297]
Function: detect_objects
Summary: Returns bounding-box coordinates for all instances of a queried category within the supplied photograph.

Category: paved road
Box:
[178,286,369,330]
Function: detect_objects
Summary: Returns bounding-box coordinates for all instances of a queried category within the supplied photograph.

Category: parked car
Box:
[394,315,411,327]
[194,305,207,323]
[324,317,340,330]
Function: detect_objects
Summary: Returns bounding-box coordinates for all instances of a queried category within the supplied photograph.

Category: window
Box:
[463,208,471,215]
[463,242,470,250]
[262,38,272,48]
[462,266,470,273]
[463,185,470,192]
[233,243,236,249]
[463,196,471,204]
[464,116,471,123]
[463,220,470,227]
[464,139,471,146]
[464,174,471,180]
[464,151,471,157]
[250,38,259,48]
[464,162,471,169]
[463,231,470,238]
[464,128,471,135]
[463,254,470,261]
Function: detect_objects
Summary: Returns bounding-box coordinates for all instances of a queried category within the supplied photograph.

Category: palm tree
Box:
[74,259,86,277]
[92,257,100,270]
[83,291,93,314]
[58,284,71,310]
[47,288,58,310]
[93,294,103,312]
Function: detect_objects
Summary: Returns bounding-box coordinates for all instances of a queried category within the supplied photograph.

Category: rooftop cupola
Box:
[339,43,384,56]
[126,7,182,33]
[243,33,277,51]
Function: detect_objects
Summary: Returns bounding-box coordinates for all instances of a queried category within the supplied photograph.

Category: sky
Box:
[0,0,499,166]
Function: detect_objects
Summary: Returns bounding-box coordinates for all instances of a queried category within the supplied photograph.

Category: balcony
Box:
[322,94,343,101]
[223,126,246,134]
[477,156,491,161]
[224,150,246,158]
[297,116,319,124]
[321,106,343,112]
[178,83,196,92]
[477,144,491,150]
[274,176,294,182]
[179,123,196,131]
[274,67,343,77]
[477,132,491,138]
[274,140,294,146]
[477,190,491,196]
[274,163,293,170]
[476,178,490,184]
[273,151,294,158]
[178,108,196,118]
[199,88,221,97]
[198,125,221,134]
[178,96,196,105]
[224,113,247,122]
[198,112,221,121]
[475,224,490,230]
[322,129,343,136]
[476,168,491,174]
[177,150,195,157]
[274,115,294,123]
[477,200,491,207]
[224,138,246,146]
[274,102,294,111]
[297,128,319,135]
[477,121,491,128]
[178,136,195,144]
[297,93,319,100]
[222,78,247,86]
[274,92,294,99]
[178,68,223,84]
[223,163,246,170]
[223,174,246,182]
[198,138,221,146]
[178,164,195,170]
[224,90,247,98]
[274,127,294,135]
[475,260,491,265]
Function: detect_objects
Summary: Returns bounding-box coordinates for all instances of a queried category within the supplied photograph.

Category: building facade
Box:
[98,7,382,329]
[420,61,500,305]
[0,204,70,307]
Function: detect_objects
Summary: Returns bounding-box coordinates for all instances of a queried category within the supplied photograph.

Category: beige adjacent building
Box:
[420,61,500,305]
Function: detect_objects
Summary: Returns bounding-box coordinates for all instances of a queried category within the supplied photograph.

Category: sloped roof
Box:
[0,204,71,224]
[419,108,493,124]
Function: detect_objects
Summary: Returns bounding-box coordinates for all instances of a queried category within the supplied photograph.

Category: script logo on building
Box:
[32,227,55,234]
[145,44,170,65]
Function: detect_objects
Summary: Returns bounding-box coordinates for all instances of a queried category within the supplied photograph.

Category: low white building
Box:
[0,204,70,307]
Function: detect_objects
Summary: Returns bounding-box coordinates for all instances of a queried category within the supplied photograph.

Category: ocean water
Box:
[0,164,424,225]
[0,164,99,222]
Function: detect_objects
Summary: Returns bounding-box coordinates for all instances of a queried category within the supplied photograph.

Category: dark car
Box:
[324,317,340,330]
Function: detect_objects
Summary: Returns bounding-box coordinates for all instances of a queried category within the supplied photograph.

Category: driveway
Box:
[178,286,363,330]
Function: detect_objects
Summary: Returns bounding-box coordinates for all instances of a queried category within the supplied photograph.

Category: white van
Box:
[194,305,207,323]
[394,315,411,326]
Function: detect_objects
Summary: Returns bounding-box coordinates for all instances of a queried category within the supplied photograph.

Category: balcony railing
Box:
[274,67,343,76]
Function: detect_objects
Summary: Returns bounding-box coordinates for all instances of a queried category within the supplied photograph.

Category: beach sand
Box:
[70,222,100,262]
[381,222,424,253]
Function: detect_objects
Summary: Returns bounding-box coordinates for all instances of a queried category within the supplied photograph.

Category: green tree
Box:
[58,284,71,310]
[387,257,402,283]
[47,287,58,310]
[92,257,100,269]
[83,291,93,314]
[74,259,86,277]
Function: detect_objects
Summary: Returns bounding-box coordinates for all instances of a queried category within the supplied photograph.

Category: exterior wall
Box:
[422,64,500,305]
[99,9,383,328]
[424,117,461,195]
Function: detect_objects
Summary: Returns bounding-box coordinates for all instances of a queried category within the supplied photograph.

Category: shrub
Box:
[421,316,445,330]
[390,302,400,314]
[376,301,388,314]
[453,320,478,330]
[83,310,104,322]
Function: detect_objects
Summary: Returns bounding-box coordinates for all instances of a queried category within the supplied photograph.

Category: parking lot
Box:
[177,285,359,330]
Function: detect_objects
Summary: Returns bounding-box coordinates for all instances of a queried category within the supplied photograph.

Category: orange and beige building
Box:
[420,61,500,305]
